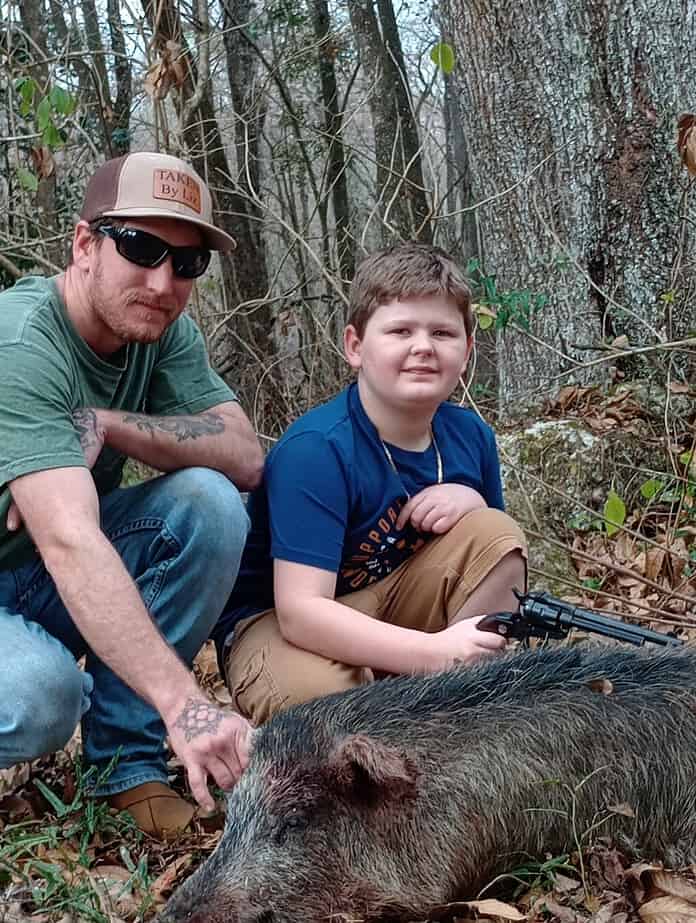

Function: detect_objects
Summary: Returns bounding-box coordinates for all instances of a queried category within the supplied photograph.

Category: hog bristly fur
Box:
[158,646,696,923]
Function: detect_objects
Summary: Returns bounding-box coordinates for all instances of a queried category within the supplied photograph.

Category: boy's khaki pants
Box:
[225,508,527,725]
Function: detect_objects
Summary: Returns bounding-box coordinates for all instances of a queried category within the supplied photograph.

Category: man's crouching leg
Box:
[0,613,92,768]
[85,467,250,836]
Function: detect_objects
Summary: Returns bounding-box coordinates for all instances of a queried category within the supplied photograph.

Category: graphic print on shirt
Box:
[338,498,427,594]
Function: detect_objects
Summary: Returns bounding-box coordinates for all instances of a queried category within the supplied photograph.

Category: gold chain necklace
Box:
[380,426,443,500]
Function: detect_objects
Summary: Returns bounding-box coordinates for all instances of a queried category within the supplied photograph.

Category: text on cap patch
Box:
[152,169,202,213]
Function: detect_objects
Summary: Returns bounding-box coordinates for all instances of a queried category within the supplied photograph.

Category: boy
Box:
[213,242,527,724]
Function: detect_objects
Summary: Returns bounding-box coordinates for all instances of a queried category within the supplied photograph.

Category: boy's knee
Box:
[227,643,370,726]
[455,507,527,550]
[0,648,87,765]
[494,548,527,582]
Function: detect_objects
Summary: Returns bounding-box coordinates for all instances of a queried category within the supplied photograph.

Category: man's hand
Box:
[7,408,105,531]
[396,483,488,534]
[166,697,254,810]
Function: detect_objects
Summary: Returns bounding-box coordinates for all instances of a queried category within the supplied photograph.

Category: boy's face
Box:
[344,295,473,412]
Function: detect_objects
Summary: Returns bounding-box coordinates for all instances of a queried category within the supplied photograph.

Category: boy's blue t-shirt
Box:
[212,382,504,655]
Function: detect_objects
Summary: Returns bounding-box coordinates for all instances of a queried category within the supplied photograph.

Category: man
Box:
[0,151,263,837]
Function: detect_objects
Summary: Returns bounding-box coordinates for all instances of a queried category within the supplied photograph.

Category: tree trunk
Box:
[312,0,355,291]
[446,0,696,416]
[142,0,272,389]
[106,0,132,154]
[221,0,269,306]
[347,0,432,244]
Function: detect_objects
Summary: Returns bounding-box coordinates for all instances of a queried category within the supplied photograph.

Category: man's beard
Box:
[89,266,179,346]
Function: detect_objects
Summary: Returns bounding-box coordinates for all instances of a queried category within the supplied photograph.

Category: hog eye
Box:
[274,809,308,846]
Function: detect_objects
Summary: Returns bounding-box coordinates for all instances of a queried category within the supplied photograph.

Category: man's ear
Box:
[343,324,362,371]
[72,221,96,271]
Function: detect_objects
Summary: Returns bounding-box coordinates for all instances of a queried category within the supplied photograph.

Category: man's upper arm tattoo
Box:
[73,408,100,450]
[121,411,225,442]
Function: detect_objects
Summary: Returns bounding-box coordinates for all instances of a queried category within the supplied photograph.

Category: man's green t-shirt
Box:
[0,275,236,570]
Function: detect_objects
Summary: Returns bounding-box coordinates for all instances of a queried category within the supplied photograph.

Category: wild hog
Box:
[159,645,696,922]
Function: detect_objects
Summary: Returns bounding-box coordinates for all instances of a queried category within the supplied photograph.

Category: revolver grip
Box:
[477,612,515,637]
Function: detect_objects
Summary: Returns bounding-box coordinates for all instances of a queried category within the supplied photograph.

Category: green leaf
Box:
[119,845,137,872]
[49,84,75,116]
[640,478,664,500]
[16,76,36,105]
[17,77,37,118]
[477,313,494,331]
[16,167,38,193]
[33,779,70,817]
[465,256,481,276]
[36,95,52,131]
[430,42,455,75]
[42,121,64,148]
[603,489,626,537]
[582,577,603,590]
[679,450,693,467]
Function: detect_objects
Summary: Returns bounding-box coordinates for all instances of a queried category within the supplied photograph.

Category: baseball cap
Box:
[80,151,236,251]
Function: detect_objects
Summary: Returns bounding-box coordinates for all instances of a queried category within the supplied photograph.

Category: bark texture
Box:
[312,0,355,288]
[447,0,696,414]
[347,0,433,243]
[142,0,272,384]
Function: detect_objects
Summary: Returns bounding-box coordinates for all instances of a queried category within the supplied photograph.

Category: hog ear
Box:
[329,733,419,803]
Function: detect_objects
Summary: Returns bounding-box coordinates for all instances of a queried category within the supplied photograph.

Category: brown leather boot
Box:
[108,782,196,838]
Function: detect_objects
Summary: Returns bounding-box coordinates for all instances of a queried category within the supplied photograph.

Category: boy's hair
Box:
[347,242,474,337]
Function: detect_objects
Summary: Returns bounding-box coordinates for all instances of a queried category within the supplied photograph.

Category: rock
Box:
[497,417,666,592]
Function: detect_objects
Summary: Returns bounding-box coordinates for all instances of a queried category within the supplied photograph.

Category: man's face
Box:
[85,217,203,351]
[344,295,472,413]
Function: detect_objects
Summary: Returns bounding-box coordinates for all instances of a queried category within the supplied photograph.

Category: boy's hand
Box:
[396,483,488,534]
[428,615,507,671]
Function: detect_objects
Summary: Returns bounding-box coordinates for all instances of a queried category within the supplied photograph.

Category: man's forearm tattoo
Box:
[174,698,224,741]
[73,408,100,450]
[121,411,225,442]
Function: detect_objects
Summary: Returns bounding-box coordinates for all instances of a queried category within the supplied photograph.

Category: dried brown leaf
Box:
[638,894,696,921]
[677,114,696,176]
[0,764,31,800]
[587,677,614,695]
[459,899,525,920]
[647,870,696,904]
[150,854,193,901]
[29,146,55,179]
[607,802,636,818]
[540,895,584,922]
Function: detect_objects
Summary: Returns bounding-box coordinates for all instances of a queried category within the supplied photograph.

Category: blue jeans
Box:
[0,467,249,796]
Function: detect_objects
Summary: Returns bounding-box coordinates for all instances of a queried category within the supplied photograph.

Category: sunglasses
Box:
[97,224,211,279]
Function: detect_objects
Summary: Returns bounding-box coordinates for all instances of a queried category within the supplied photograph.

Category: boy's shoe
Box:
[108,782,196,838]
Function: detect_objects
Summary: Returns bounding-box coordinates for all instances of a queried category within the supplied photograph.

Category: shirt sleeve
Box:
[481,425,505,511]
[0,343,85,486]
[266,431,349,573]
[146,314,237,415]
